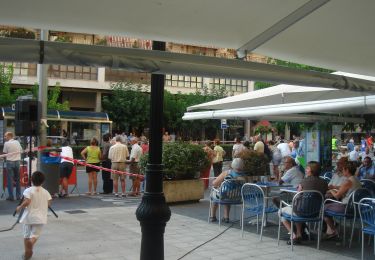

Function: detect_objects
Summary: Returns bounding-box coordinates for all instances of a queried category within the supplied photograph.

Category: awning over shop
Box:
[0,108,110,123]
[188,72,372,111]
[183,72,375,123]
[182,95,375,122]
[58,110,110,123]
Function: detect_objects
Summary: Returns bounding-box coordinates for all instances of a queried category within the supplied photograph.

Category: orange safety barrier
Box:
[67,165,77,185]
[60,164,79,194]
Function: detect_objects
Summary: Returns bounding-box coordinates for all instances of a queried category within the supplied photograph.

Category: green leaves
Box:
[0,64,14,106]
[102,81,150,133]
[139,142,210,180]
[47,82,70,111]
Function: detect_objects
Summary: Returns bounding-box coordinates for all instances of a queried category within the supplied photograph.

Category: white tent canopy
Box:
[184,72,375,122]
[183,95,375,122]
[1,0,375,77]
[188,72,375,111]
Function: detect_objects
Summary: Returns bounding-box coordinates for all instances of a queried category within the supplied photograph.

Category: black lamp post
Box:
[136,41,171,260]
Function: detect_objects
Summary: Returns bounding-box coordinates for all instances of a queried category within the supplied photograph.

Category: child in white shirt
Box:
[16,171,52,260]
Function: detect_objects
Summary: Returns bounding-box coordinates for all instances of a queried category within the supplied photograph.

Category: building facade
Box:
[1,27,269,112]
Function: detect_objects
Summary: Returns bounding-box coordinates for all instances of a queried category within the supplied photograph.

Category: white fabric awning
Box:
[188,72,375,111]
[183,95,375,121]
[0,0,375,77]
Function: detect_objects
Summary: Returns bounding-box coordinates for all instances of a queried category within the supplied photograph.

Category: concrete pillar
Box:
[285,123,291,140]
[95,92,102,112]
[244,120,251,140]
[248,81,255,92]
[98,67,105,83]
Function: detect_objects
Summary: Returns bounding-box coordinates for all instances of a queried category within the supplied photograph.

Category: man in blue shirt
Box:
[357,156,375,180]
[347,139,355,153]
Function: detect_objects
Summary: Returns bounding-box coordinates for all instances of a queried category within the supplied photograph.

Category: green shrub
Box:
[236,149,269,176]
[139,142,210,180]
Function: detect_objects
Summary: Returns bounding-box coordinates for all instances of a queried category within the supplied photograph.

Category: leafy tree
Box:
[163,84,227,140]
[0,64,14,106]
[0,64,69,110]
[46,83,70,110]
[102,82,150,134]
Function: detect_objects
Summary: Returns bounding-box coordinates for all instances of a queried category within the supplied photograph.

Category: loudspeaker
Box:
[15,99,41,136]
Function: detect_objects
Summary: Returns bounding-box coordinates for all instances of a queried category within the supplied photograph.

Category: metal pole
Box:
[222,129,225,142]
[136,41,171,260]
[37,29,48,170]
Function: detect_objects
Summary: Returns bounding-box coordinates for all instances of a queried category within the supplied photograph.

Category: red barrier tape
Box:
[1,145,218,182]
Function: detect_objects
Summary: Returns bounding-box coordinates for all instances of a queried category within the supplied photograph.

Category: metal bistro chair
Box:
[241,183,278,240]
[208,179,244,227]
[278,190,324,251]
[324,188,372,247]
[360,179,375,196]
[358,198,375,260]
[350,188,372,248]
[324,171,333,180]
[320,171,332,183]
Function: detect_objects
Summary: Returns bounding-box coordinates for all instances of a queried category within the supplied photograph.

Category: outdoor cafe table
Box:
[256,181,293,196]
[256,181,293,226]
[279,187,298,194]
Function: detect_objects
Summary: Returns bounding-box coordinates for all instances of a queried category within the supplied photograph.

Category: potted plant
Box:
[140,142,210,203]
[236,149,269,181]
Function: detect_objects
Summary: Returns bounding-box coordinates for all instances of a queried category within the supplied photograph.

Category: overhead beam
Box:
[237,0,330,54]
[1,37,375,92]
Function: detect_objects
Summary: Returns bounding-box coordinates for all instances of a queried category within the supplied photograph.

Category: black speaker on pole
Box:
[15,98,41,136]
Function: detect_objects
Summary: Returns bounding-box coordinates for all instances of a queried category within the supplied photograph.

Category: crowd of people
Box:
[79,133,147,197]
[207,133,375,246]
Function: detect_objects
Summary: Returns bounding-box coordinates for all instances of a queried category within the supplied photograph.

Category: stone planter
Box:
[163,179,204,203]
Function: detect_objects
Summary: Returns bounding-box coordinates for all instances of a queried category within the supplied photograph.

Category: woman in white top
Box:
[324,161,362,239]
[328,156,348,190]
[59,140,74,197]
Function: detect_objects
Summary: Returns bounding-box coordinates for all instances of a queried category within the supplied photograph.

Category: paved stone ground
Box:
[0,193,374,260]
[0,205,364,260]
[0,162,373,259]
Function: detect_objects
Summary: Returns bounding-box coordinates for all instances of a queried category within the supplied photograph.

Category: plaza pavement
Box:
[0,192,371,260]
[0,163,372,259]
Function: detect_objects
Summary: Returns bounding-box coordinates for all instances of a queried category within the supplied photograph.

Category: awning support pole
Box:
[136,41,171,260]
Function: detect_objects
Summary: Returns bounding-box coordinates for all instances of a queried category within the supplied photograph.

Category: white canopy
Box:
[183,95,375,121]
[0,0,375,78]
[188,84,362,111]
[188,72,374,111]
[184,72,375,122]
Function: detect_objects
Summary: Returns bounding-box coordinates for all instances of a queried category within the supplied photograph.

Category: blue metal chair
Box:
[350,188,372,248]
[278,190,324,251]
[324,171,333,180]
[320,171,332,183]
[360,179,375,196]
[324,188,372,247]
[241,183,278,240]
[208,179,244,227]
[358,198,375,260]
